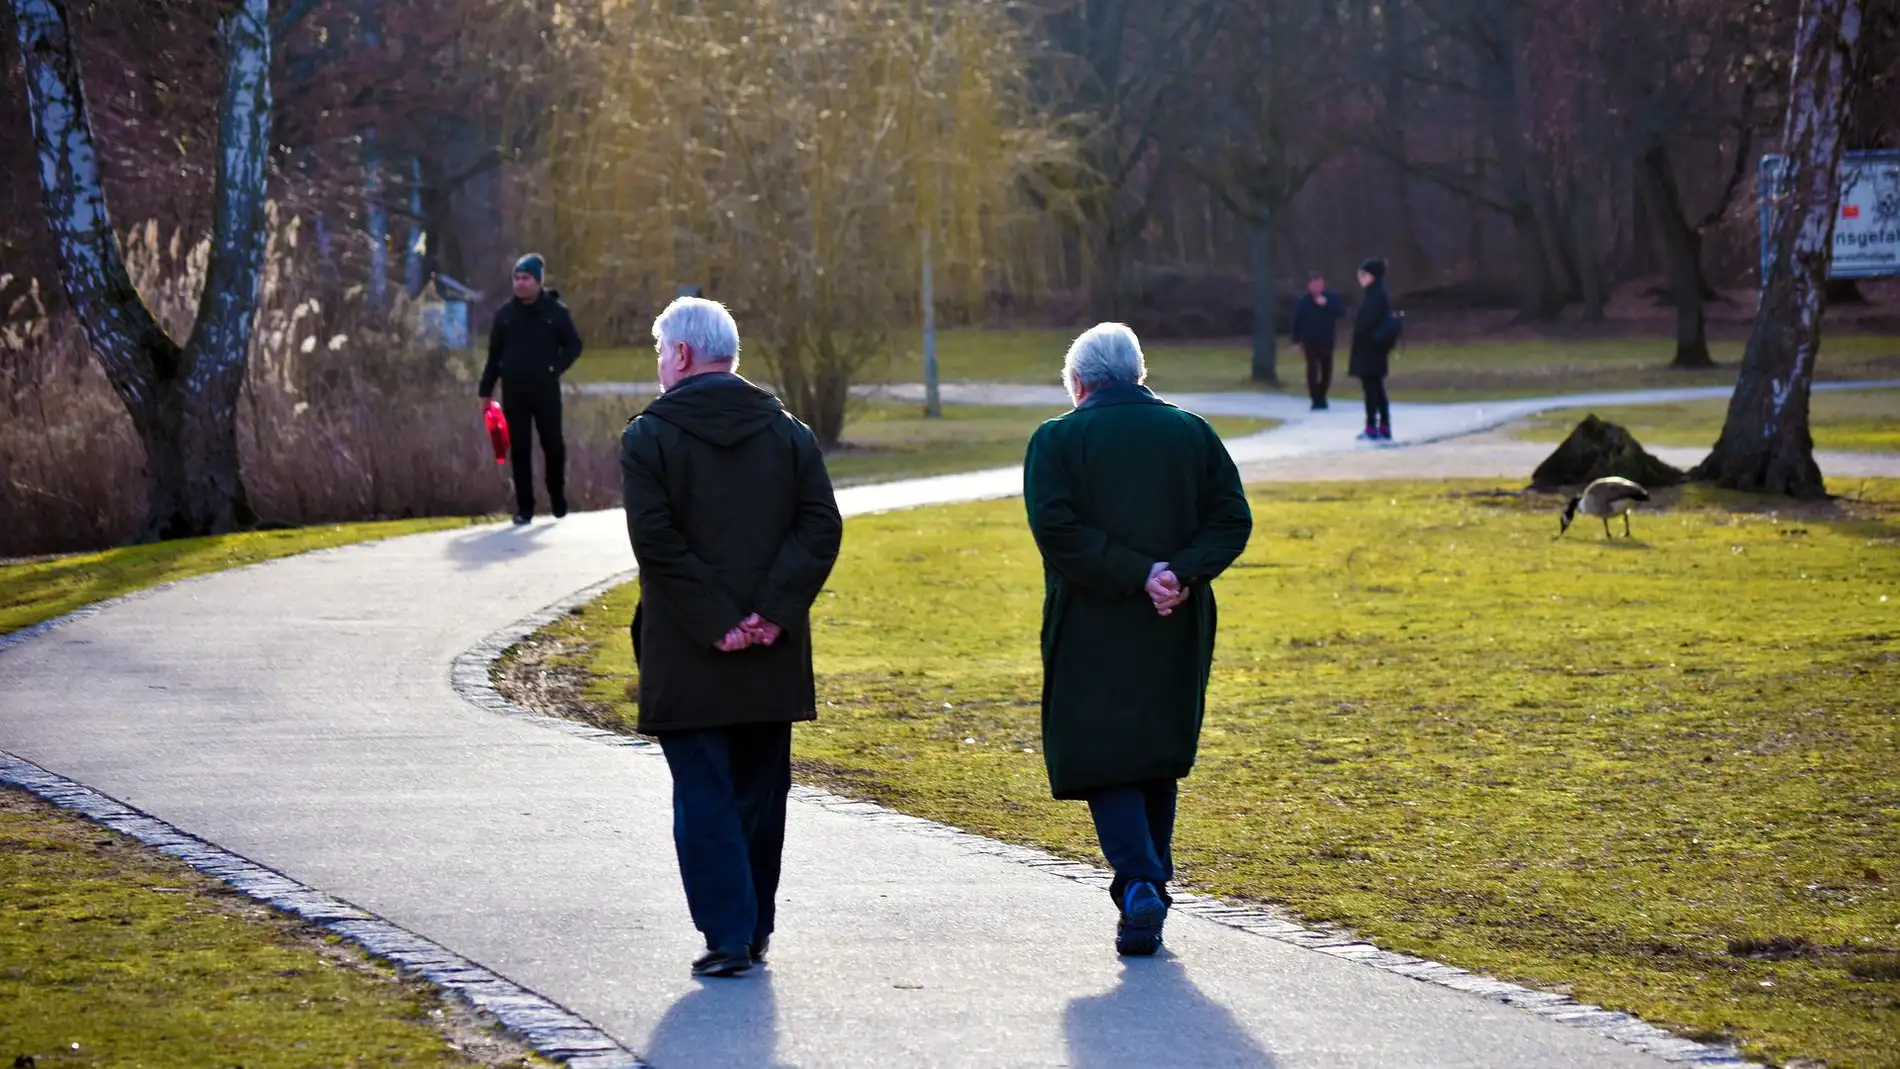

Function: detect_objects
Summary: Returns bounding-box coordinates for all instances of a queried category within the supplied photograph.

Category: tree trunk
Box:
[1567,176,1607,320]
[1249,207,1278,385]
[1508,205,1563,318]
[11,0,270,540]
[1483,29,1561,319]
[1693,0,1864,498]
[1635,143,1715,368]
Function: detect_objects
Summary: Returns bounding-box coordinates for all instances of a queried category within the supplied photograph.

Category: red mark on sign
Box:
[1842,204,1861,219]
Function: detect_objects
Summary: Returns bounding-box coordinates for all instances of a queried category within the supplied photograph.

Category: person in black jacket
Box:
[1349,258,1401,441]
[1290,271,1347,410]
[621,296,843,978]
[479,253,584,523]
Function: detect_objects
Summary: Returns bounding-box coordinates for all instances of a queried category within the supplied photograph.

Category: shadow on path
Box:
[441,522,554,571]
[642,973,788,1069]
[1065,954,1278,1069]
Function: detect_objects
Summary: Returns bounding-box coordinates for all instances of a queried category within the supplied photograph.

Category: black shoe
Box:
[552,496,569,519]
[511,513,531,526]
[692,945,754,978]
[1115,881,1167,957]
[751,935,770,963]
[1311,401,1329,411]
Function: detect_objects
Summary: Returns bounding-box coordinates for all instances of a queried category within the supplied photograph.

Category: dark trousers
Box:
[1086,779,1177,907]
[655,722,792,950]
[500,380,566,517]
[1303,341,1334,406]
[1361,375,1390,430]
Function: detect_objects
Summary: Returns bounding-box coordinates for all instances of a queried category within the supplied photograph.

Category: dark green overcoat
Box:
[1023,383,1253,799]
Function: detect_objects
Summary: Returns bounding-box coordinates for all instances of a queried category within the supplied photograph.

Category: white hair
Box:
[1062,322,1146,403]
[652,297,741,365]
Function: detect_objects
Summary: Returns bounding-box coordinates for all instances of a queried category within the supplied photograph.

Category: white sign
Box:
[1832,151,1900,280]
[1758,150,1900,281]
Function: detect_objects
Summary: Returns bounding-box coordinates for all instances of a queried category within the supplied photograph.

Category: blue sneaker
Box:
[1116,881,1167,956]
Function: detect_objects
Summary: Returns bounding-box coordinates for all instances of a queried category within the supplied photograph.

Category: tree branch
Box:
[7,0,181,388]
[274,0,323,44]
[1695,83,1760,231]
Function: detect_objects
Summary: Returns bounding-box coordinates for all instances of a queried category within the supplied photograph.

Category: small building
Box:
[416,274,481,349]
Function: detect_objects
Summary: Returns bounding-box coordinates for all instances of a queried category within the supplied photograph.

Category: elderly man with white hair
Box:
[1023,322,1253,956]
[620,296,843,978]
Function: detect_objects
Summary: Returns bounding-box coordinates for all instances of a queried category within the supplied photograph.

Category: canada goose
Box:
[1560,476,1650,539]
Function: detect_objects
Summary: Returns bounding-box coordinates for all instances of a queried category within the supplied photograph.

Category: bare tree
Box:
[1184,0,1357,383]
[1046,0,1222,318]
[1692,0,1865,497]
[9,0,286,540]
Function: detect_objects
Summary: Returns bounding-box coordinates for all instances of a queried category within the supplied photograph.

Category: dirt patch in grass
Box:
[505,478,1900,1068]
[0,788,548,1069]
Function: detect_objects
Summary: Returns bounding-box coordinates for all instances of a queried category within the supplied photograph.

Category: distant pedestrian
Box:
[1350,258,1402,441]
[1024,323,1253,957]
[621,297,843,978]
[1290,271,1347,411]
[479,253,584,524]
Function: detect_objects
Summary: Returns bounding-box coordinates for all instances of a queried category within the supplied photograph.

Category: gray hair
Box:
[1062,322,1146,403]
[652,296,741,365]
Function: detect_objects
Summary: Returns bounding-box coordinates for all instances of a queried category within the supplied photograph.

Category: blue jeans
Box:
[655,722,792,949]
[1087,779,1177,907]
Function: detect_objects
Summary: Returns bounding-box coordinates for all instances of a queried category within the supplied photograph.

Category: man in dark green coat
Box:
[621,297,842,978]
[1023,322,1253,957]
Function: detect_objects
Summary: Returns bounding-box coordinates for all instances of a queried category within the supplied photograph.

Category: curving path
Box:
[5,383,1894,1068]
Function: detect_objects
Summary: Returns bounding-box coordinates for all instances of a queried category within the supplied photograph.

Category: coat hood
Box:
[640,373,785,447]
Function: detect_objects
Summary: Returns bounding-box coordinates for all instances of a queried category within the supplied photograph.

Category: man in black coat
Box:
[1349,258,1402,441]
[479,253,584,524]
[1290,271,1347,410]
[620,297,843,978]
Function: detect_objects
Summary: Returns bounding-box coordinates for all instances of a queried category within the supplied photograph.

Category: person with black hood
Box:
[479,253,584,524]
[1349,258,1402,441]
[620,296,843,978]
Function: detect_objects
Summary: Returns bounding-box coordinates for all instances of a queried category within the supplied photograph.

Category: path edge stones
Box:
[459,572,1762,1069]
[0,749,650,1069]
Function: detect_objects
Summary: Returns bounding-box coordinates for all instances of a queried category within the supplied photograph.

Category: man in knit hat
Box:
[480,253,585,523]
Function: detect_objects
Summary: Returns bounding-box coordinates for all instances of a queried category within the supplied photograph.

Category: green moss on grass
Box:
[536,479,1900,1068]
[0,788,542,1069]
[557,330,1900,401]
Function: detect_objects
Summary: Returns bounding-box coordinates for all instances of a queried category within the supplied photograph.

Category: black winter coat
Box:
[480,292,584,397]
[1349,280,1400,379]
[1291,292,1346,348]
[620,373,843,733]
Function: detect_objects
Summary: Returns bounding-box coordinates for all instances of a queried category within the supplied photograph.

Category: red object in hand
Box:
[484,401,510,464]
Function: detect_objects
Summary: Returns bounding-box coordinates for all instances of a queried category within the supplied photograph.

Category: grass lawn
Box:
[514,479,1900,1068]
[823,402,1276,486]
[556,330,1900,401]
[0,787,542,1069]
[1516,388,1900,453]
[0,518,486,636]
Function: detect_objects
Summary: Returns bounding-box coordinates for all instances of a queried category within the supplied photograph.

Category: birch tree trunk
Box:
[9,0,272,540]
[1692,0,1863,498]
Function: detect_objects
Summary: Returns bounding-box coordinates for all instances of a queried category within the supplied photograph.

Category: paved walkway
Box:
[4,383,1893,1068]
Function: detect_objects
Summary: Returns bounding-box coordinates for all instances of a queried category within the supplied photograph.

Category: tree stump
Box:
[1530,416,1686,492]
